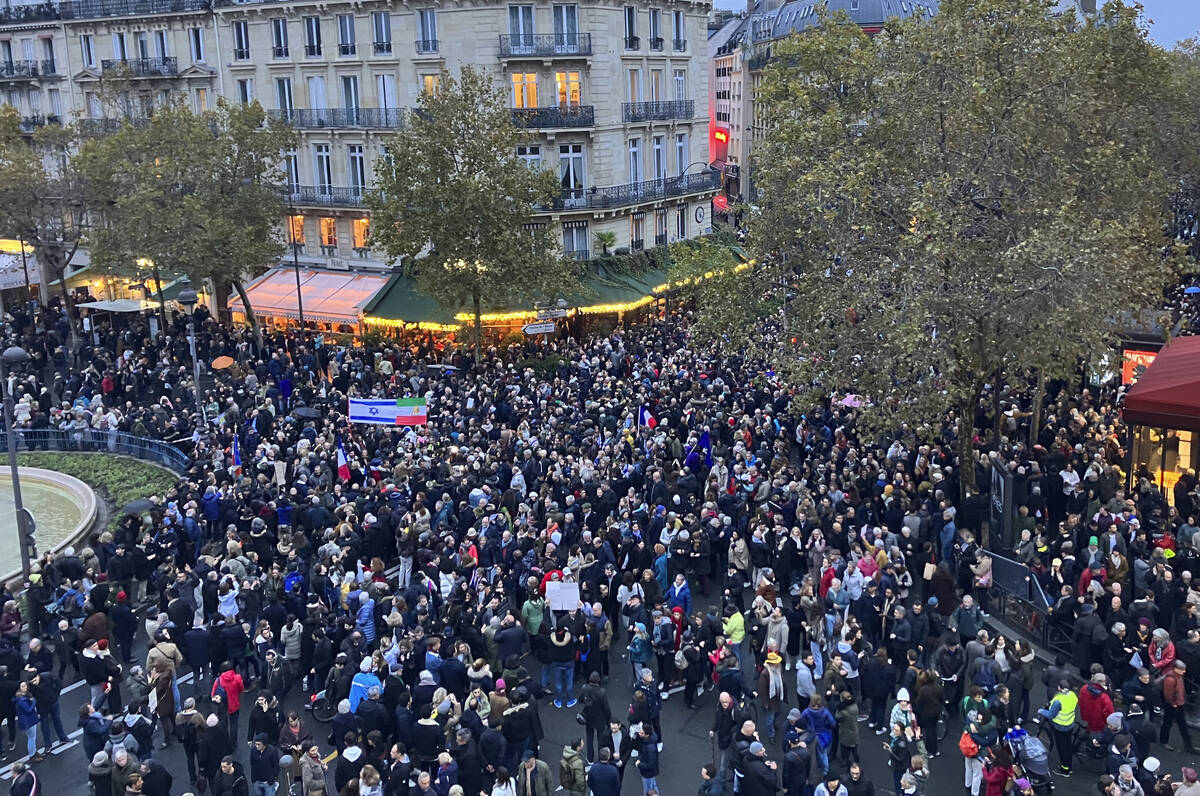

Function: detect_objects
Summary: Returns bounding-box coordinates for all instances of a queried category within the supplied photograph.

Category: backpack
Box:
[284,571,304,594]
[958,731,979,758]
[674,650,689,670]
[212,678,228,704]
[974,661,998,692]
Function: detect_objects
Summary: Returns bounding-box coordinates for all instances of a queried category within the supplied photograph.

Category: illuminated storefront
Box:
[1123,337,1200,504]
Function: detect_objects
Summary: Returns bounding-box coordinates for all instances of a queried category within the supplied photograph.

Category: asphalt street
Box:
[6,610,1200,796]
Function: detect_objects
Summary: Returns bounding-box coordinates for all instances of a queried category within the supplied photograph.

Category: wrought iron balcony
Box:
[549,170,719,211]
[272,45,289,58]
[565,248,589,261]
[269,107,405,129]
[630,238,645,251]
[373,41,392,54]
[101,57,179,77]
[511,105,594,129]
[284,186,368,208]
[304,43,322,56]
[0,61,41,79]
[648,36,664,51]
[0,4,61,23]
[673,39,687,52]
[498,33,592,57]
[339,42,356,55]
[63,0,210,19]
[233,47,250,60]
[19,114,61,133]
[77,116,151,135]
[624,35,640,50]
[415,39,439,54]
[621,99,693,122]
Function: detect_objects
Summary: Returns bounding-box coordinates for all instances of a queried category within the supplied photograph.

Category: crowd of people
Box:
[0,298,1198,796]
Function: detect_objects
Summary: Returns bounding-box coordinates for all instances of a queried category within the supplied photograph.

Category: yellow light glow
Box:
[0,239,32,255]
[137,257,155,269]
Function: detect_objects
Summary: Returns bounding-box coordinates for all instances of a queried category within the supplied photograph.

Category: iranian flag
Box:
[395,397,428,426]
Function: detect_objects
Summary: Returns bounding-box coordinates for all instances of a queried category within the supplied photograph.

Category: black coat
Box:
[587,762,622,796]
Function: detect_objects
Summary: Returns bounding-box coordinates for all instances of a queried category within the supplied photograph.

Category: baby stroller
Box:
[1005,726,1054,796]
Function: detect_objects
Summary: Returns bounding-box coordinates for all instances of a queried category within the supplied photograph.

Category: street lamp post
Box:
[287,203,306,339]
[177,278,205,440]
[0,345,33,580]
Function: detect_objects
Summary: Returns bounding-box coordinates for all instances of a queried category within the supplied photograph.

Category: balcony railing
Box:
[373,41,392,54]
[304,43,322,56]
[415,39,439,54]
[649,36,664,51]
[498,33,592,57]
[233,47,250,60]
[655,232,668,246]
[338,42,356,55]
[624,35,640,50]
[630,238,645,251]
[78,116,151,135]
[62,0,211,20]
[19,114,61,133]
[269,107,405,129]
[272,45,289,58]
[673,39,687,52]
[101,56,178,76]
[565,248,589,261]
[549,170,719,211]
[622,99,694,122]
[284,185,367,207]
[0,61,40,79]
[0,4,62,23]
[511,105,594,129]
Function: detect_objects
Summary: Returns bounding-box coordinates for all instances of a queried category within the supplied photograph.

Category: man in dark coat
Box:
[586,748,622,796]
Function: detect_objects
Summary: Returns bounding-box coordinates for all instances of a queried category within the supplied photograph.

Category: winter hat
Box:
[896,688,910,702]
[92,751,109,766]
[749,742,764,755]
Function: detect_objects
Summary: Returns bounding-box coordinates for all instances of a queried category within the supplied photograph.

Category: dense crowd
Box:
[0,298,1198,796]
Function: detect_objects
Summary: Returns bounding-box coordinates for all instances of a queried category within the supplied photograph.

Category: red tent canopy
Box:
[1122,336,1200,431]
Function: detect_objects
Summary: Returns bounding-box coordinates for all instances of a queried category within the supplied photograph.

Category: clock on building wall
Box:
[695,206,705,223]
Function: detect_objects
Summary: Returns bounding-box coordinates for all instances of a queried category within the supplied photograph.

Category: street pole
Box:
[189,317,203,427]
[289,205,306,339]
[17,236,32,313]
[177,279,205,444]
[1,346,32,581]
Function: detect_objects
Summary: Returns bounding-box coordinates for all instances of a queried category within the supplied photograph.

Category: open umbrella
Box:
[211,355,235,370]
[292,407,321,420]
[1184,286,1200,295]
[121,498,155,515]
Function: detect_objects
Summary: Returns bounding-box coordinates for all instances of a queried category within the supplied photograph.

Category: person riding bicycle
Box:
[1038,679,1079,776]
[933,635,966,713]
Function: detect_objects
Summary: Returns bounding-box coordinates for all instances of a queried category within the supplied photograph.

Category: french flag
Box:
[232,435,242,476]
[637,405,657,429]
[337,436,351,481]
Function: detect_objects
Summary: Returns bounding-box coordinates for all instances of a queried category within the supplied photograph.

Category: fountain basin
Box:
[0,467,98,584]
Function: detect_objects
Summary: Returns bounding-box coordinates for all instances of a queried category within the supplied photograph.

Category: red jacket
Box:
[1163,670,1186,708]
[213,669,246,713]
[1078,684,1114,732]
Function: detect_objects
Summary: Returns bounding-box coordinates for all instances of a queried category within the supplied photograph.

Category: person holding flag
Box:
[337,436,352,481]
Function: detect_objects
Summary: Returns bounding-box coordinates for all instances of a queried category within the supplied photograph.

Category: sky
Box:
[709,0,1200,48]
[1138,0,1200,47]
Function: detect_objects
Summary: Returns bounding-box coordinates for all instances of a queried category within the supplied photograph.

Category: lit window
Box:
[320,217,337,247]
[289,215,305,245]
[421,74,439,95]
[353,218,369,248]
[512,73,537,108]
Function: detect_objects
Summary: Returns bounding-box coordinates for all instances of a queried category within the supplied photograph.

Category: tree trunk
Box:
[1029,369,1046,449]
[471,289,482,363]
[957,380,985,507]
[232,278,265,351]
[992,366,1004,442]
[151,265,169,335]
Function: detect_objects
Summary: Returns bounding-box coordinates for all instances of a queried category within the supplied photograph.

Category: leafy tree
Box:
[594,231,617,256]
[75,98,294,345]
[0,107,87,337]
[689,0,1181,500]
[369,65,576,360]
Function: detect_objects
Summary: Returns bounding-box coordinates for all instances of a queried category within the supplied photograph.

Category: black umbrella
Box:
[121,498,155,515]
[292,407,322,420]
